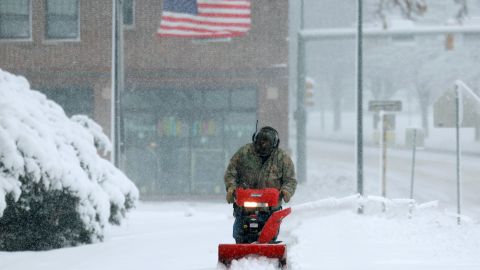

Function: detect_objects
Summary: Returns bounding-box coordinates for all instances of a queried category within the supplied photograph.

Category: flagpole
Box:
[296,0,307,184]
[112,0,125,168]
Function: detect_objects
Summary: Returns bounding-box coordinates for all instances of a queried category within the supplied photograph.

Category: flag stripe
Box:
[157,28,245,38]
[198,12,250,18]
[158,32,245,38]
[159,22,249,33]
[197,0,250,6]
[198,3,250,10]
[161,20,250,31]
[159,25,245,34]
[160,11,250,24]
[199,8,250,15]
[161,16,250,28]
[158,0,251,39]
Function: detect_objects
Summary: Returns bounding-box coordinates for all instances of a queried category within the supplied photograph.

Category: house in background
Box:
[0,0,290,197]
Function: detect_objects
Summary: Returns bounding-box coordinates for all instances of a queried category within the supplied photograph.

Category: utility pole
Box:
[356,0,364,206]
[455,84,462,225]
[296,0,307,184]
[112,0,124,168]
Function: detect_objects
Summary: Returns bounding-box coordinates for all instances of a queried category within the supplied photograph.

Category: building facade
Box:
[0,0,289,197]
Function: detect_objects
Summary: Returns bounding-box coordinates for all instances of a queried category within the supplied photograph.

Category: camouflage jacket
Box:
[224,143,297,197]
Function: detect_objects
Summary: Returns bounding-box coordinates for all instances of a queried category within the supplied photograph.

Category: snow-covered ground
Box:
[1,140,480,269]
[1,72,480,269]
[2,188,480,270]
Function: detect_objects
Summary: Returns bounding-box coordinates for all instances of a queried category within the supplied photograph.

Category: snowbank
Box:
[286,197,480,270]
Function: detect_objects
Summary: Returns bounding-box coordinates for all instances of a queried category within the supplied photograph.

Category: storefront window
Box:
[124,111,157,146]
[204,90,228,110]
[157,116,189,138]
[225,112,257,158]
[122,87,256,195]
[231,88,256,109]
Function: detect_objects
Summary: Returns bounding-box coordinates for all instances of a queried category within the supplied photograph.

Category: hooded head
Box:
[253,126,279,157]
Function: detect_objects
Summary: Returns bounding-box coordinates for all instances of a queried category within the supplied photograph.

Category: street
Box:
[300,139,480,219]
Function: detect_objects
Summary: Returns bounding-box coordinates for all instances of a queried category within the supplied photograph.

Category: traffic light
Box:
[304,77,315,106]
[445,33,454,51]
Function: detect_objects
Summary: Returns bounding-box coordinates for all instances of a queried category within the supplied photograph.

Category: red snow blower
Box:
[218,188,291,268]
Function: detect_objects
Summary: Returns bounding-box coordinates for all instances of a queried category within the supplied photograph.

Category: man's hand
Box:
[281,190,292,203]
[226,187,236,204]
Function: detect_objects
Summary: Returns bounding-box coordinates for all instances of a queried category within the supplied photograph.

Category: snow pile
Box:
[287,208,480,269]
[0,69,139,249]
[217,256,280,270]
[287,195,442,235]
[285,194,480,270]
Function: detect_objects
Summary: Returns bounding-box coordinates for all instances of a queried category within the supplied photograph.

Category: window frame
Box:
[44,0,80,42]
[0,0,32,41]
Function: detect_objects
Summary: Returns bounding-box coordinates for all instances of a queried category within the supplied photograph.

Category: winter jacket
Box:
[224,143,297,198]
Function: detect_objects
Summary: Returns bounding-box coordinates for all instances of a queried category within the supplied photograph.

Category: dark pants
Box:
[232,215,243,243]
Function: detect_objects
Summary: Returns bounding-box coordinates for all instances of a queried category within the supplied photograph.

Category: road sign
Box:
[434,88,480,128]
[368,100,402,112]
[374,113,396,130]
[405,128,424,148]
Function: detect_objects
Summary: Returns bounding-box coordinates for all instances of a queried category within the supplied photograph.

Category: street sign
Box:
[368,100,402,112]
[374,113,396,130]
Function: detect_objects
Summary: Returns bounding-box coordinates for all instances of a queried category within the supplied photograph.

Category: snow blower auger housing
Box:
[218,188,292,268]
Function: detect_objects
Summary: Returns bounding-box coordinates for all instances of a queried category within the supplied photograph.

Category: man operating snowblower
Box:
[224,125,297,244]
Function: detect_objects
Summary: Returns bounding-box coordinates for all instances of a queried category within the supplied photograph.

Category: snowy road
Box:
[301,139,480,219]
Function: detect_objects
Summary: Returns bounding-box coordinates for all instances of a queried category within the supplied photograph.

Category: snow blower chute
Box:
[218,188,291,268]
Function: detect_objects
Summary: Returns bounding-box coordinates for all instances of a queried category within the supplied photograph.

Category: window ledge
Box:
[42,38,81,45]
[0,38,33,43]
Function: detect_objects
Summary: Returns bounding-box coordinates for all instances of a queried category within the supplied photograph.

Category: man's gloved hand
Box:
[281,190,292,203]
[226,187,236,204]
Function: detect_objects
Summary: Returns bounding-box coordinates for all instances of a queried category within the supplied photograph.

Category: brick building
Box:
[0,0,289,197]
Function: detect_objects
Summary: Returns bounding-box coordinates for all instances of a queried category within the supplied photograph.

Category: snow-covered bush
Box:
[0,69,139,251]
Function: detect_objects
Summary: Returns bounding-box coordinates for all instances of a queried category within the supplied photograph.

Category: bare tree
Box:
[375,0,427,29]
[308,39,354,132]
[374,0,470,26]
[414,72,432,137]
[454,0,469,23]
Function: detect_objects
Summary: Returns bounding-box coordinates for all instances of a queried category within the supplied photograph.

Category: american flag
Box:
[157,0,251,38]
